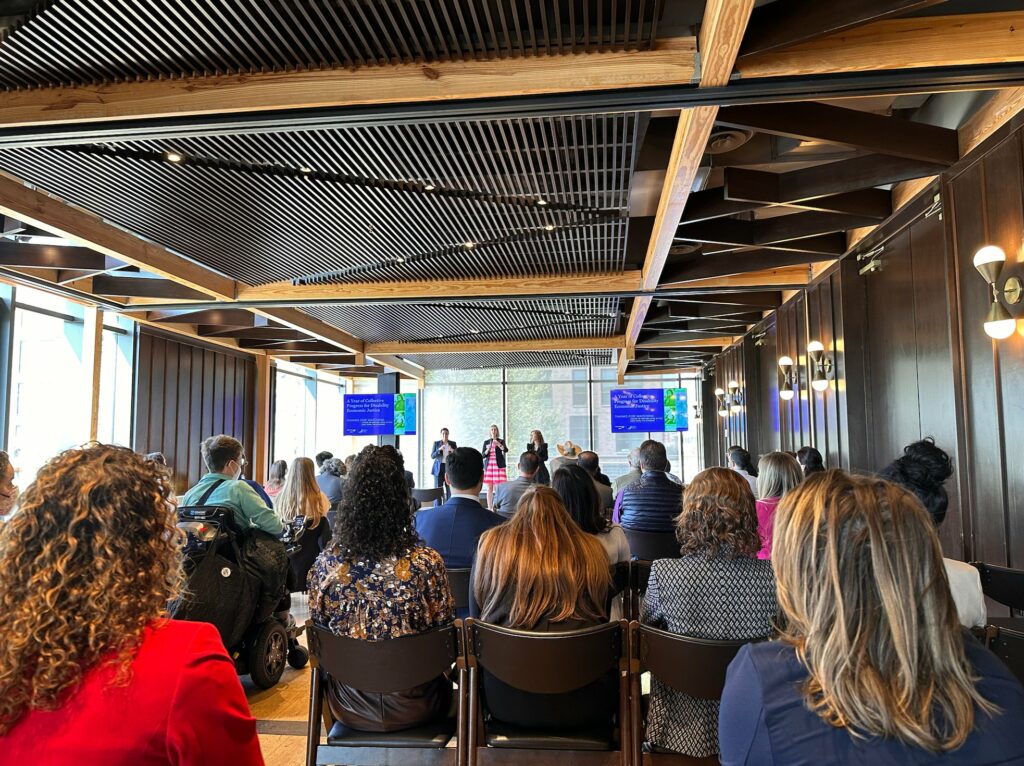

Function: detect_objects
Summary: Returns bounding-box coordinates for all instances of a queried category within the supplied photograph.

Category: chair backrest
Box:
[623,528,681,560]
[971,562,1024,611]
[412,487,446,507]
[466,618,626,694]
[991,625,1024,684]
[448,567,471,610]
[632,622,759,700]
[307,622,460,693]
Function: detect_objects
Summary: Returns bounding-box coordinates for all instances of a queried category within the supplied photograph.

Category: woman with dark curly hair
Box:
[308,444,455,733]
[0,444,263,765]
[641,467,776,758]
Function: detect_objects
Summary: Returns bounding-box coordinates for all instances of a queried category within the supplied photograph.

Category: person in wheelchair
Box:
[182,434,288,626]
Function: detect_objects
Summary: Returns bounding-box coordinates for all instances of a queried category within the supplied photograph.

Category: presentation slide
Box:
[610,388,689,434]
[343,393,417,436]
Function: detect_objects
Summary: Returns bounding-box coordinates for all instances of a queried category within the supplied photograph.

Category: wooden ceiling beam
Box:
[366,355,425,382]
[315,365,386,375]
[365,335,626,355]
[637,335,734,350]
[253,307,363,355]
[0,240,113,270]
[280,354,359,366]
[198,326,307,341]
[0,37,697,130]
[661,249,833,284]
[737,11,1024,78]
[739,0,945,57]
[716,102,958,165]
[620,0,755,382]
[237,271,640,303]
[238,339,350,353]
[0,172,236,300]
[724,156,944,206]
[148,308,260,326]
[91,273,209,300]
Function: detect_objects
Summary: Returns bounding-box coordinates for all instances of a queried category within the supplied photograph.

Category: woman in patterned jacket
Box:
[308,444,455,733]
[641,467,777,757]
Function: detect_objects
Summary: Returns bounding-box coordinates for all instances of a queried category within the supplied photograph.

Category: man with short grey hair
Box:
[578,451,614,511]
[613,447,642,495]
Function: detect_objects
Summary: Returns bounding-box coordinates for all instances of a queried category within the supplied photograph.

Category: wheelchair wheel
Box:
[248,620,287,689]
[287,644,309,669]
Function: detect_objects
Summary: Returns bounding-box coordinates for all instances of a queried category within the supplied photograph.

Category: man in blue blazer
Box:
[430,427,456,501]
[416,447,503,571]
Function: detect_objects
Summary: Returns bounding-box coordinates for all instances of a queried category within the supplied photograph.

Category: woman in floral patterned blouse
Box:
[308,444,455,732]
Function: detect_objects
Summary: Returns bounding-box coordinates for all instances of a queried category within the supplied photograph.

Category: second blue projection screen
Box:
[610,388,689,433]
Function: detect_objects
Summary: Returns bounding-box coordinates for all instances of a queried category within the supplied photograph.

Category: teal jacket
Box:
[182,473,284,536]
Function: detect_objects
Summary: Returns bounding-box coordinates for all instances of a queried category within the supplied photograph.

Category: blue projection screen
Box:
[343,393,417,436]
[610,388,689,433]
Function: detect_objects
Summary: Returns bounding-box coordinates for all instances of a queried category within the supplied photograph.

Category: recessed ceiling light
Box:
[165,151,184,163]
[464,241,476,249]
[299,166,313,174]
[394,256,406,263]
[469,328,480,334]
[424,183,436,191]
[544,224,555,231]
[537,198,548,206]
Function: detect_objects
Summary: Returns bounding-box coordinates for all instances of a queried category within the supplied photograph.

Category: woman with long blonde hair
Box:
[472,486,613,730]
[719,470,1024,764]
[0,444,263,765]
[754,451,803,559]
[277,456,330,591]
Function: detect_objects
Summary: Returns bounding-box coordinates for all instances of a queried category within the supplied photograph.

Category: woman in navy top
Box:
[719,470,1024,765]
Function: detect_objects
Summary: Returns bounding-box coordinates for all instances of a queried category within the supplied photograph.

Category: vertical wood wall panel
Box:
[133,330,256,494]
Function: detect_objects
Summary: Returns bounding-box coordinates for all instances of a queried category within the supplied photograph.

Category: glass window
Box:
[96,313,135,446]
[422,374,502,482]
[7,287,91,483]
[506,374,589,480]
[272,364,316,463]
[315,374,344,455]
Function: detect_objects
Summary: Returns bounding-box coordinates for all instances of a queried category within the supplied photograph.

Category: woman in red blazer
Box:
[0,444,264,766]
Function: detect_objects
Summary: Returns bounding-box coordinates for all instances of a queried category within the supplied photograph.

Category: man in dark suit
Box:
[430,427,456,500]
[415,447,503,571]
[492,451,540,518]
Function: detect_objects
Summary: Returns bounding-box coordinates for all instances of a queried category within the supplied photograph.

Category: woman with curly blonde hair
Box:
[0,444,264,765]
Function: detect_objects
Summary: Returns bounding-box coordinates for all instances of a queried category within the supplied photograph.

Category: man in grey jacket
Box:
[492,451,540,518]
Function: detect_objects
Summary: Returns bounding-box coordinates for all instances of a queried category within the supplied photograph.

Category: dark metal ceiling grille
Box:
[304,297,621,343]
[0,113,637,285]
[0,0,664,91]
[402,349,614,369]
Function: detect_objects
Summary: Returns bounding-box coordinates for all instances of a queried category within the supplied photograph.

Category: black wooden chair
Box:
[305,621,465,766]
[630,561,657,621]
[988,623,1024,684]
[629,622,763,765]
[608,561,631,619]
[464,618,630,766]
[413,487,446,508]
[623,529,681,562]
[448,568,472,613]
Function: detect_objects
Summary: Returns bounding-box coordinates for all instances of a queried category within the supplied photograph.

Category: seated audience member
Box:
[796,445,825,476]
[492,451,540,518]
[642,468,776,758]
[754,451,803,559]
[309,445,455,733]
[664,460,684,486]
[879,438,986,628]
[726,446,758,494]
[472,486,614,730]
[0,445,264,765]
[619,440,683,533]
[549,440,581,474]
[720,471,1024,764]
[613,448,642,495]
[0,450,18,517]
[344,454,356,474]
[315,450,334,471]
[277,456,331,592]
[415,447,503,569]
[182,435,287,620]
[263,459,287,500]
[552,464,630,564]
[317,452,346,505]
[144,451,167,466]
[578,450,614,511]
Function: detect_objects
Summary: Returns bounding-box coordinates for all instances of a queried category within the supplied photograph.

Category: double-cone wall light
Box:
[807,341,833,393]
[973,245,1021,340]
[778,356,796,401]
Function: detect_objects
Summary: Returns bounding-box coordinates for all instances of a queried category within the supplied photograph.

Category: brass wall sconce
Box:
[973,245,1021,340]
[728,380,743,413]
[778,356,796,401]
[714,387,729,417]
[807,341,833,393]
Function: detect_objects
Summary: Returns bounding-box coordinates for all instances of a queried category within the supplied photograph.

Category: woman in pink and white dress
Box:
[481,424,509,510]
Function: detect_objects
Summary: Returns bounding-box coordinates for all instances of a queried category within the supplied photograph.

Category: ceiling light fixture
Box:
[464,241,476,249]
[537,198,548,206]
[778,355,796,401]
[973,244,1021,340]
[165,151,184,163]
[714,387,729,418]
[424,183,436,191]
[544,224,555,231]
[728,380,743,413]
[299,166,313,174]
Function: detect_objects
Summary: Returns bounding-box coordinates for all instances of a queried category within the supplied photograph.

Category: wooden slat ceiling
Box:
[0,0,667,91]
[305,297,621,344]
[0,113,638,285]
[402,349,614,370]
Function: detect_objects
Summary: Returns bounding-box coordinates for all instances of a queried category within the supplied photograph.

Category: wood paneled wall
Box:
[133,329,257,494]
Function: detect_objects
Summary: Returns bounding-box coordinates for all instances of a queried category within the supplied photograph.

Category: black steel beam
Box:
[1,63,1023,148]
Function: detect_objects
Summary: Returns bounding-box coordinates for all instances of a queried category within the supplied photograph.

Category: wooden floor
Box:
[244,594,313,766]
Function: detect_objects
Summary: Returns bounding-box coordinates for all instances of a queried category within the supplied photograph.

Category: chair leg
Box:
[306,669,323,766]
[467,667,479,766]
[457,666,468,766]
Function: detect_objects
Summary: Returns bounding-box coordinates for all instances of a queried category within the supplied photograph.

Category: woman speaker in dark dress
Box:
[527,429,550,485]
